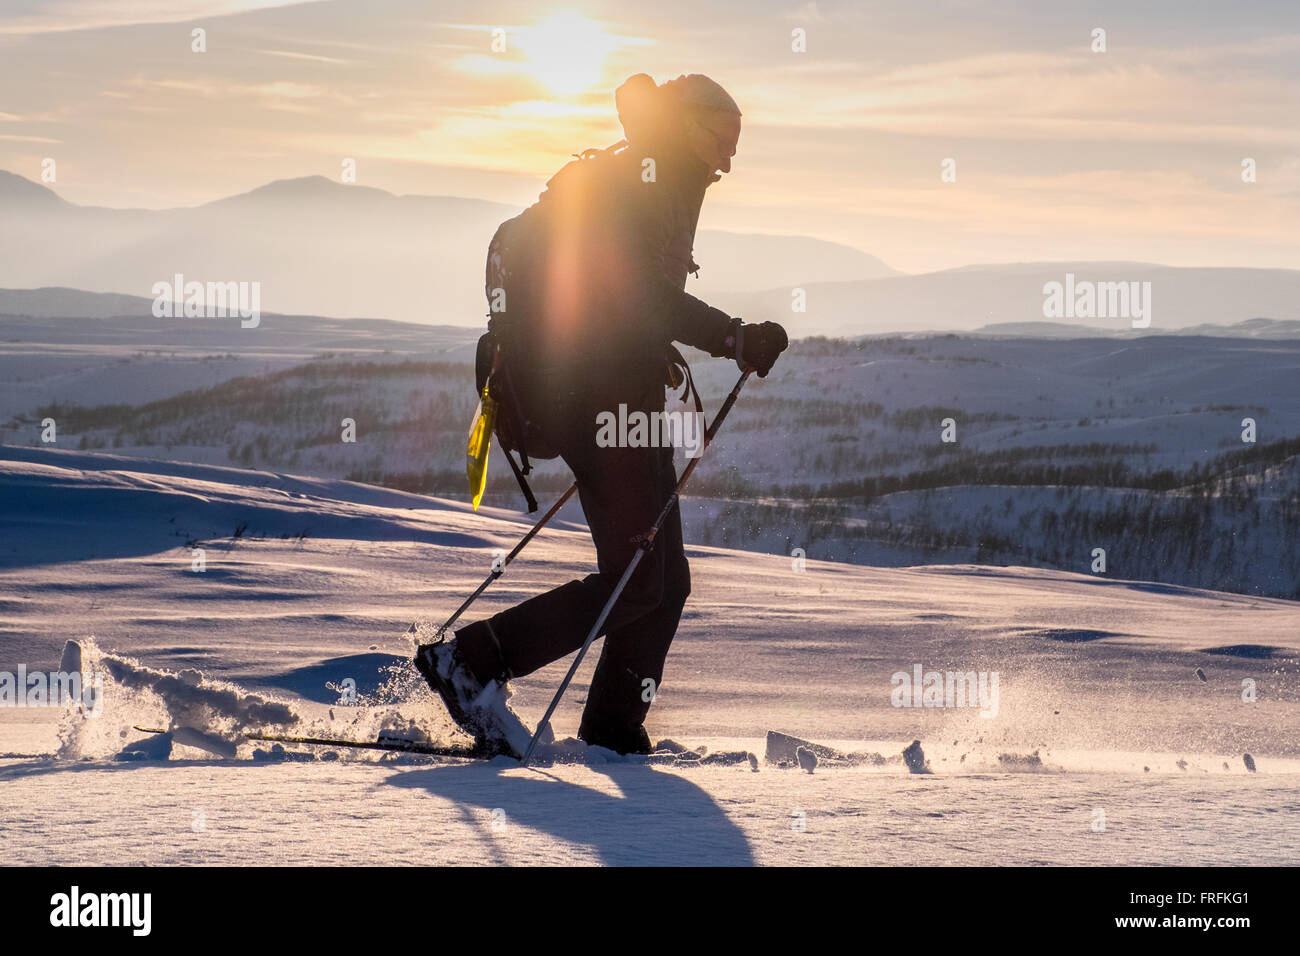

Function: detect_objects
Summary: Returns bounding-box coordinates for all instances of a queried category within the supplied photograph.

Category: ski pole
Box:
[521,367,753,766]
[407,480,579,643]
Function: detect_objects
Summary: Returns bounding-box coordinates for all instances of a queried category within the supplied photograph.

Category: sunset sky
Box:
[1,0,1297,273]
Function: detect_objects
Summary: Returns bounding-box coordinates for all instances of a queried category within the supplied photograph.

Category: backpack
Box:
[473,145,619,512]
[472,142,703,513]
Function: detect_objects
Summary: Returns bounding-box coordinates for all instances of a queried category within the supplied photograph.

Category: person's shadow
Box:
[383,760,755,866]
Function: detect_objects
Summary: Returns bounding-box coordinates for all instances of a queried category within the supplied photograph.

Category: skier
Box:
[416,73,788,756]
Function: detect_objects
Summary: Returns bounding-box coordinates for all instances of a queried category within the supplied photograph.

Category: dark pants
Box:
[456,378,691,741]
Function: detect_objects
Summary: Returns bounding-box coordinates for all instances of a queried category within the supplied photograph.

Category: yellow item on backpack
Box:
[466,386,497,511]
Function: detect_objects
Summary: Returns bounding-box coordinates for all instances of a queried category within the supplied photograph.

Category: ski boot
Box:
[414,638,531,758]
[578,717,653,756]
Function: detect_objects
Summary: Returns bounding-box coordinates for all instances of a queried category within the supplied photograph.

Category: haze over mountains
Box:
[728,264,1300,338]
[5,286,1300,346]
[4,170,1298,337]
[0,170,893,327]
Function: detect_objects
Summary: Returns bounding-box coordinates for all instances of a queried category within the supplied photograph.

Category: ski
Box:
[129,725,765,766]
[131,726,501,760]
[247,731,502,759]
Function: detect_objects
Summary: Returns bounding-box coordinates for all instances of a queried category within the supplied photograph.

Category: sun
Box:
[517,13,621,96]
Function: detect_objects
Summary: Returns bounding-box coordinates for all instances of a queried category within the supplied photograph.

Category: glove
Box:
[734,319,788,378]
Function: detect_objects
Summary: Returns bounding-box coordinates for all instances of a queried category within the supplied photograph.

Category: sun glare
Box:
[518,13,620,96]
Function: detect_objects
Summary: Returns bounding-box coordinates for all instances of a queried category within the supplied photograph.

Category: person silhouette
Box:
[416,74,788,756]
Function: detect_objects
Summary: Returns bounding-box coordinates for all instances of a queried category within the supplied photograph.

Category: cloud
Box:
[1,0,1295,272]
[0,0,329,36]
[255,47,350,64]
[738,45,1300,146]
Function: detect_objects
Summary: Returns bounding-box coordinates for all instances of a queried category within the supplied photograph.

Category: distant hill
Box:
[15,169,1295,337]
[0,169,68,208]
[0,171,894,326]
[7,283,1300,356]
[967,321,1114,338]
[729,262,1300,337]
[1164,317,1300,340]
[0,287,158,319]
[689,230,897,296]
[7,287,1300,348]
[0,287,481,363]
[969,318,1300,340]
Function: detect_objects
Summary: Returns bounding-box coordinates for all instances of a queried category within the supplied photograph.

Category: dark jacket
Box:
[489,142,734,402]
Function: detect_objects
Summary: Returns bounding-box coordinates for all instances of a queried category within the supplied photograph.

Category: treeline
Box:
[38,359,472,433]
[681,472,1300,599]
[36,359,477,455]
[783,334,993,358]
[867,487,1300,599]
[727,396,1014,432]
[772,437,1300,503]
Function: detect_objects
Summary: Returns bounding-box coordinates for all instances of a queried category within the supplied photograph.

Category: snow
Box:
[6,312,1297,604]
[1,447,1297,865]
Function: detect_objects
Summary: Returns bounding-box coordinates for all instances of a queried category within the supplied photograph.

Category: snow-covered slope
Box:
[4,322,1298,599]
[1,449,1297,865]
